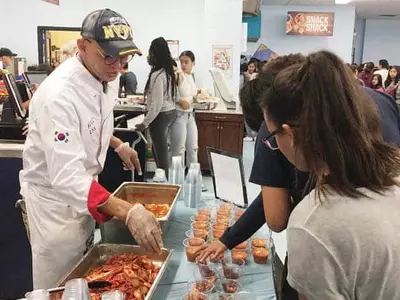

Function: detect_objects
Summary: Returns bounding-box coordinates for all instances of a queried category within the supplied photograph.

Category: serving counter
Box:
[0,142,33,299]
[149,199,276,299]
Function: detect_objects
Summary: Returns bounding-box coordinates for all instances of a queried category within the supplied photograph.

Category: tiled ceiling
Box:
[262,0,400,19]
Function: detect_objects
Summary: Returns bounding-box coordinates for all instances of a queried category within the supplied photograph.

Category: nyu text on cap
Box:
[81,8,142,57]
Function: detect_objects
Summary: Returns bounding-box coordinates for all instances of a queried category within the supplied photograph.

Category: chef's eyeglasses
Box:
[86,39,133,65]
[262,124,299,151]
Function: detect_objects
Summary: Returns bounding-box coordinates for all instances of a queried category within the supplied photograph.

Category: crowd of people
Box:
[199,52,400,300]
[352,59,400,102]
[3,7,400,298]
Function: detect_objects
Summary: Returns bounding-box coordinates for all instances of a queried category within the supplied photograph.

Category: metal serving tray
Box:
[100,182,182,244]
[57,244,173,300]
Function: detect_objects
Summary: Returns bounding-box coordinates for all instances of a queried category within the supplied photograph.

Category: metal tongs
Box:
[47,281,112,293]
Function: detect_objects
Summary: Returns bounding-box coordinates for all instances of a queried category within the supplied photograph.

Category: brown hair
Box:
[240,54,306,131]
[262,50,400,198]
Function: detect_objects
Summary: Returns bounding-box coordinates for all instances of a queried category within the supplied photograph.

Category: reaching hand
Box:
[197,239,227,264]
[115,142,142,174]
[125,204,163,254]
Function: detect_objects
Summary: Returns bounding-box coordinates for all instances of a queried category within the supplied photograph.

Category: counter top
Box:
[152,199,276,299]
[0,141,25,158]
[195,109,243,115]
[114,103,146,113]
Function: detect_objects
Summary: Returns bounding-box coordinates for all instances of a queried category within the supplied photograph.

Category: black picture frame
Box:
[3,74,27,119]
[37,26,81,65]
[207,147,248,208]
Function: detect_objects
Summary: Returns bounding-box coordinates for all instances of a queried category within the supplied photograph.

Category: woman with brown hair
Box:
[261,50,400,299]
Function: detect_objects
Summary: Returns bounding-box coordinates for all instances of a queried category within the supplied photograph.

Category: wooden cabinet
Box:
[195,111,244,171]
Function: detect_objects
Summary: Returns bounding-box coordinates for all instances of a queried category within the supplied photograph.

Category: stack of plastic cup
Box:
[25,290,49,300]
[153,168,167,183]
[184,163,203,208]
[61,278,91,300]
[101,291,125,300]
[169,156,185,199]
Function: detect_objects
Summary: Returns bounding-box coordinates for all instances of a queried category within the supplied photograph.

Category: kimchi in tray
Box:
[55,244,173,300]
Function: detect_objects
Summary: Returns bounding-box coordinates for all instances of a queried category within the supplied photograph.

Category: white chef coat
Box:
[19,55,117,289]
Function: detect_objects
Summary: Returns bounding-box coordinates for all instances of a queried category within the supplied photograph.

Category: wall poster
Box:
[212,45,233,79]
[167,40,179,61]
[286,12,335,36]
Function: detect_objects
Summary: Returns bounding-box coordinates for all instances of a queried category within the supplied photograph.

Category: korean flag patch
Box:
[54,131,69,143]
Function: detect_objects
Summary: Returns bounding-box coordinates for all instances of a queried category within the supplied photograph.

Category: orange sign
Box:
[286,12,335,36]
[42,0,59,5]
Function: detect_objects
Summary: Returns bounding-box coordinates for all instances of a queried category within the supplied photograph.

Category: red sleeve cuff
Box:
[87,180,113,223]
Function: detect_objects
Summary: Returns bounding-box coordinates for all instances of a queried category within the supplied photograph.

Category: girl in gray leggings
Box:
[137,37,177,173]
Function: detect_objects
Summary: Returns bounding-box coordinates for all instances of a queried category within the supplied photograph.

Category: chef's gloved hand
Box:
[135,123,146,132]
[126,204,163,254]
[115,142,142,175]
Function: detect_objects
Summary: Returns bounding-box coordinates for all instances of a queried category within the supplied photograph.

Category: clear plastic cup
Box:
[194,263,218,285]
[62,278,90,300]
[25,289,49,300]
[187,279,214,294]
[222,256,245,268]
[216,293,235,300]
[213,223,228,232]
[234,208,245,218]
[197,205,212,218]
[101,290,125,300]
[182,291,209,300]
[230,249,248,264]
[250,237,268,249]
[231,292,256,299]
[183,238,205,262]
[233,241,248,251]
[191,215,211,223]
[213,229,225,239]
[218,266,242,280]
[191,221,211,231]
[186,229,209,240]
[252,247,269,264]
[215,279,242,294]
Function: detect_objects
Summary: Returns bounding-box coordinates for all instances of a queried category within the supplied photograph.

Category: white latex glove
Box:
[115,142,142,175]
[126,204,163,253]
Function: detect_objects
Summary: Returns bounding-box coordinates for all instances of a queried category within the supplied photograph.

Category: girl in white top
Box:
[170,51,198,167]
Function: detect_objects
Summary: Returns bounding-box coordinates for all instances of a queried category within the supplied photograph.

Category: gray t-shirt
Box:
[287,184,400,300]
[142,69,175,127]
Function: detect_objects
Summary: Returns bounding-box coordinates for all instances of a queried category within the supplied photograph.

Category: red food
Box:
[131,202,170,218]
[253,248,269,264]
[84,253,160,300]
[223,282,239,293]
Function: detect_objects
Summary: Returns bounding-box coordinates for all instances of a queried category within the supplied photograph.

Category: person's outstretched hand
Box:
[197,239,227,263]
[126,204,163,254]
[115,142,142,174]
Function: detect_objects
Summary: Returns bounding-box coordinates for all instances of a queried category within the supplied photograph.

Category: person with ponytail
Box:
[262,50,400,299]
[136,37,177,173]
[169,51,199,167]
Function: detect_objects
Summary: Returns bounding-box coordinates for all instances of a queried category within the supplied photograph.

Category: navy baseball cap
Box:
[81,9,142,57]
[0,48,17,57]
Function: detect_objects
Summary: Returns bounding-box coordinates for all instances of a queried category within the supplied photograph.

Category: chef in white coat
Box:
[19,9,163,289]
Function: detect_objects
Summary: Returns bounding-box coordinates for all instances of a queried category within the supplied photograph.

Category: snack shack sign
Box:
[286,12,335,36]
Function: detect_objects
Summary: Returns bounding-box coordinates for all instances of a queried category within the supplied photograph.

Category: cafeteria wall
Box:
[0,0,243,93]
[247,5,356,63]
[362,19,400,66]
